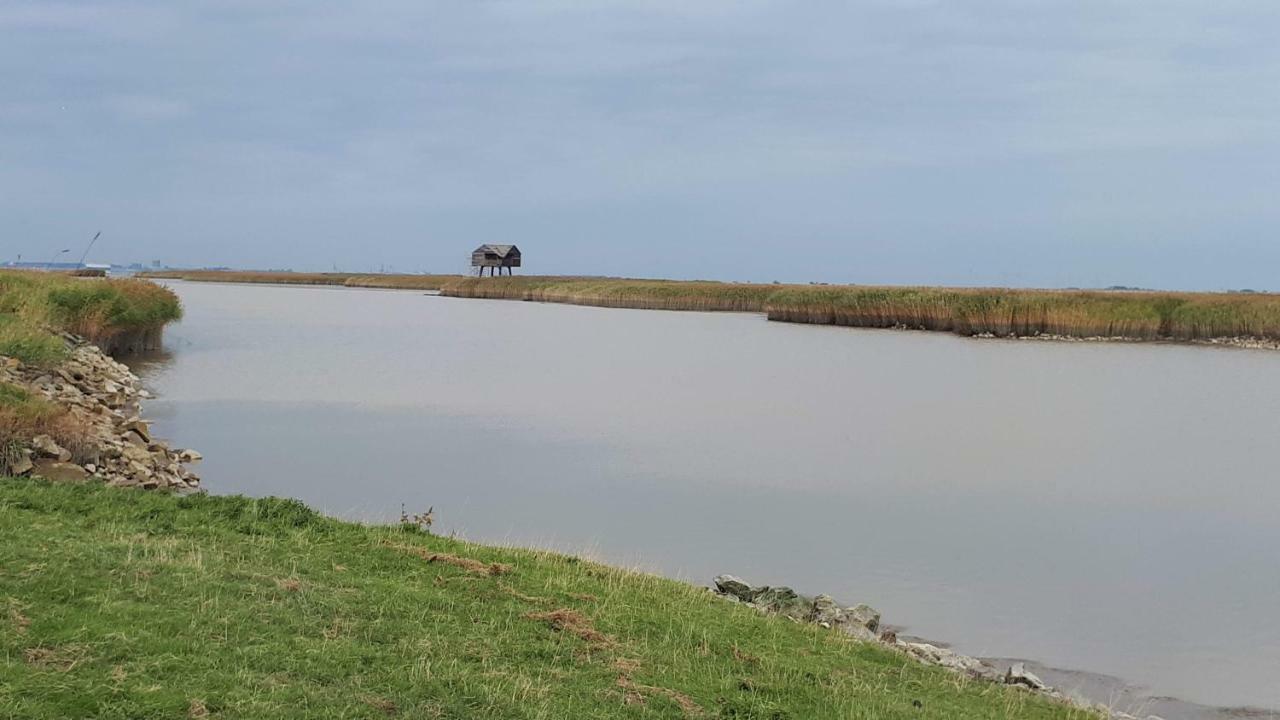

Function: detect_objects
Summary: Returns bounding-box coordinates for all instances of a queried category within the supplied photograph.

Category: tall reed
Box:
[439,276,777,312]
[0,271,182,364]
[765,286,1280,340]
[141,270,458,291]
[444,277,1280,342]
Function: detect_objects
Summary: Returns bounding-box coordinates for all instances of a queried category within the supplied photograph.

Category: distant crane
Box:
[46,248,70,270]
[76,231,102,268]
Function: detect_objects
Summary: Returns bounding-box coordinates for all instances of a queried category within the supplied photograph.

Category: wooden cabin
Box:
[471,244,521,276]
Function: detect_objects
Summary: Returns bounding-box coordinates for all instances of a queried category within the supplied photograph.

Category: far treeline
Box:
[142,271,1280,342]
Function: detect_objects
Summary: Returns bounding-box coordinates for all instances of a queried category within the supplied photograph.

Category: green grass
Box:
[0,479,1093,719]
[0,271,182,365]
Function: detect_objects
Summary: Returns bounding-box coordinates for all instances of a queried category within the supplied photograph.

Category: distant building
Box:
[470,244,521,277]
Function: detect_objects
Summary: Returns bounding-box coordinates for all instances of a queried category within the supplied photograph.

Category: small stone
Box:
[122,419,151,442]
[752,586,810,620]
[846,604,880,633]
[713,575,756,601]
[32,460,90,483]
[30,434,71,461]
[10,454,34,475]
[903,642,992,677]
[1005,662,1047,691]
[122,430,148,446]
[177,449,203,463]
[810,594,842,625]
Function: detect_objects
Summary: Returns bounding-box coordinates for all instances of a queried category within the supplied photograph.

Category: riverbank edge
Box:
[140,270,459,291]
[442,278,1280,349]
[142,269,1280,348]
[1,477,1108,720]
[1,333,201,490]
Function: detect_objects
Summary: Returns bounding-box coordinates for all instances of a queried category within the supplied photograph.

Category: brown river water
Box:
[129,280,1280,718]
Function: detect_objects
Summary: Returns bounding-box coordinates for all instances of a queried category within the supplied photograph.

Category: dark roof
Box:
[474,244,519,258]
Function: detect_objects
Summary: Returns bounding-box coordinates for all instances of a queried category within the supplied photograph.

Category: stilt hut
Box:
[471,244,521,276]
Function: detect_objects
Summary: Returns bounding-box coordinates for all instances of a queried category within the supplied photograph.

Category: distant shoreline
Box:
[141,270,1280,350]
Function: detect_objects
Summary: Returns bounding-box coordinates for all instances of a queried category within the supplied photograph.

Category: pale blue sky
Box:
[3,1,1277,288]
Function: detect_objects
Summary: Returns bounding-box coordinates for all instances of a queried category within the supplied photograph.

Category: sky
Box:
[2,1,1278,289]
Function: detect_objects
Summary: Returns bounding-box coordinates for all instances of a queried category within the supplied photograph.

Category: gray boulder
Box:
[713,575,755,601]
[752,586,810,620]
[1005,662,1047,691]
[846,603,880,634]
[810,594,842,626]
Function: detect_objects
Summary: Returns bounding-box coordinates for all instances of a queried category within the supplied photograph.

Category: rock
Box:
[1004,662,1047,691]
[177,449,202,463]
[122,419,151,443]
[903,642,993,678]
[752,586,810,620]
[6,338,189,491]
[32,460,90,483]
[10,454,34,475]
[840,622,878,641]
[30,434,71,461]
[810,594,842,626]
[807,596,880,640]
[122,430,148,446]
[846,603,880,633]
[713,575,756,601]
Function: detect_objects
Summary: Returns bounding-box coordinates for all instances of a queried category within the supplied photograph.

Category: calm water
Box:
[133,281,1280,714]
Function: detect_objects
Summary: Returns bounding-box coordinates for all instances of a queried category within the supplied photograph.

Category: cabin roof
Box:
[473,244,519,258]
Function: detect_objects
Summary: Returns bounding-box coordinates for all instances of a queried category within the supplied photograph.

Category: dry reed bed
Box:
[443,277,1280,342]
[766,286,1280,340]
[439,276,777,312]
[141,270,459,291]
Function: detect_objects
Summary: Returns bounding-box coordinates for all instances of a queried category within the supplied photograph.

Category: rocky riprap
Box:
[711,575,1166,720]
[2,333,200,491]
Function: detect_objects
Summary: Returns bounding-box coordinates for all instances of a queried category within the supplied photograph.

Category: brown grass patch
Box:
[361,695,398,715]
[23,644,89,672]
[7,602,31,634]
[322,616,350,641]
[187,699,209,718]
[498,582,551,604]
[615,675,704,717]
[568,592,599,603]
[523,608,614,647]
[0,383,97,473]
[274,577,303,592]
[382,542,511,576]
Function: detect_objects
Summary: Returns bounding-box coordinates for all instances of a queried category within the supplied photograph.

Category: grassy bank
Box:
[0,270,182,366]
[0,478,1092,719]
[441,277,1280,342]
[141,270,459,291]
[764,286,1280,340]
[440,276,778,312]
